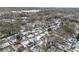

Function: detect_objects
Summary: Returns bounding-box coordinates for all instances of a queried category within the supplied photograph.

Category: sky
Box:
[0,0,79,7]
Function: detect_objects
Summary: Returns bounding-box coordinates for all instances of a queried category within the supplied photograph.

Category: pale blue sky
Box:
[0,0,79,7]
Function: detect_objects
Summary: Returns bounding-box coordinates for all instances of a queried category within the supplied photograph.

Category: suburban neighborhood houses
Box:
[0,7,79,52]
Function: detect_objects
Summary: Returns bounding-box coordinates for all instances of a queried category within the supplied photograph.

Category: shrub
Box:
[48,25,50,28]
[16,35,22,43]
[48,28,52,32]
[76,33,79,41]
